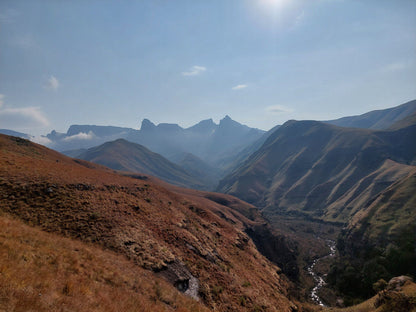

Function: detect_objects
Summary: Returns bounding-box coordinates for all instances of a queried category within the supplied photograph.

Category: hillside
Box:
[326,170,416,301]
[171,152,222,189]
[76,139,207,190]
[218,117,416,305]
[0,215,208,312]
[0,134,303,312]
[218,120,416,223]
[325,99,416,130]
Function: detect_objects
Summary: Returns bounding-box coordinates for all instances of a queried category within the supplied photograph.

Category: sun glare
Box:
[260,0,290,9]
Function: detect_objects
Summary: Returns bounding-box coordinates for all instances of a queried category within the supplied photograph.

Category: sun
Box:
[260,0,290,9]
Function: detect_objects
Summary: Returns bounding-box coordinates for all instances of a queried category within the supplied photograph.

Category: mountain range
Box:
[1,100,416,309]
[44,115,265,170]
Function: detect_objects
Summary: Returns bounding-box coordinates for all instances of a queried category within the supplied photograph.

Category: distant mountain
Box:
[43,116,265,170]
[44,126,136,151]
[388,110,416,130]
[325,99,416,129]
[171,152,221,189]
[0,129,32,140]
[218,119,416,223]
[125,115,265,168]
[77,139,207,190]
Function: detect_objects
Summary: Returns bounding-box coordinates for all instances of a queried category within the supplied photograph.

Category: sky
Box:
[0,0,415,136]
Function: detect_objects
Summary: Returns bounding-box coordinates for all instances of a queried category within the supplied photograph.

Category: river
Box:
[307,239,336,306]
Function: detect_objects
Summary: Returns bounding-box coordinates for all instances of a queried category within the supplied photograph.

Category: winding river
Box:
[307,239,336,306]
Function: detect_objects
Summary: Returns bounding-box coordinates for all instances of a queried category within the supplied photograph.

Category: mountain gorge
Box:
[217,104,416,305]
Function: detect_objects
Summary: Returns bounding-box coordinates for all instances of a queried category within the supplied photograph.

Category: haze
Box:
[0,0,415,136]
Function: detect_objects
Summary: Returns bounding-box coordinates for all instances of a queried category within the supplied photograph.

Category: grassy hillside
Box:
[327,171,416,302]
[0,134,303,312]
[0,214,208,312]
[219,120,416,224]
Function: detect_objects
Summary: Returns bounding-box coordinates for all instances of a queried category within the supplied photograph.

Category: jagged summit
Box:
[140,118,156,131]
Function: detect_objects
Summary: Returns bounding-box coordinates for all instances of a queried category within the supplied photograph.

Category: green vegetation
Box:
[328,228,416,305]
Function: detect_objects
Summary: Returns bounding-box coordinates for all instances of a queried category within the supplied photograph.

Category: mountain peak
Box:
[187,118,217,132]
[140,119,156,131]
[219,115,242,128]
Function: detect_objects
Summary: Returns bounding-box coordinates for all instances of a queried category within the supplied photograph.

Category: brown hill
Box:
[76,138,207,190]
[0,134,303,312]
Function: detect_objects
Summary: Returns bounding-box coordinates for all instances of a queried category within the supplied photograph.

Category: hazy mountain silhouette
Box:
[76,139,208,190]
[43,116,265,170]
[325,99,416,129]
[0,129,31,140]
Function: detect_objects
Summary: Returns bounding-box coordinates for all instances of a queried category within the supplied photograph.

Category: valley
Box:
[1,100,415,311]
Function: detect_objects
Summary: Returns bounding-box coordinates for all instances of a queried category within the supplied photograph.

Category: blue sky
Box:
[1,0,415,136]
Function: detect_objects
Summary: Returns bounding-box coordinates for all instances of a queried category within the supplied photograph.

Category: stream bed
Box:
[307,239,336,306]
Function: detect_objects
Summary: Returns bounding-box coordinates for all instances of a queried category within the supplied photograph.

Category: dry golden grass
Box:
[322,282,416,312]
[0,214,208,312]
[0,134,303,311]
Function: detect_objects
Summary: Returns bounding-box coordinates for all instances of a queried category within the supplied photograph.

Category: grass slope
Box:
[0,214,207,312]
[0,134,301,312]
[219,120,416,224]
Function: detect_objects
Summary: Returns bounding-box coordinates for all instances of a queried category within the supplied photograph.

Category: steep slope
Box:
[218,120,416,223]
[77,139,206,190]
[218,119,416,305]
[327,170,416,301]
[388,110,416,130]
[221,124,281,175]
[0,134,302,312]
[325,99,416,130]
[171,152,222,189]
[0,215,208,312]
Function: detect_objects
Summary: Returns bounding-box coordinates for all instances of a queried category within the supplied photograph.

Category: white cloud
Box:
[266,105,293,114]
[0,106,50,129]
[182,65,206,76]
[232,84,248,90]
[63,131,95,141]
[0,94,4,108]
[46,75,60,90]
[31,135,52,146]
